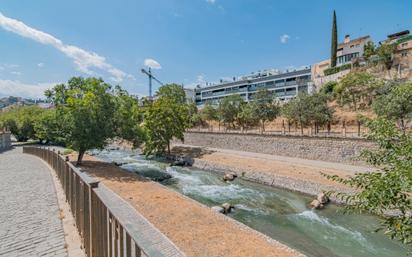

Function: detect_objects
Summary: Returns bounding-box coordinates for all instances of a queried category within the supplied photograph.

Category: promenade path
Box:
[0,147,67,257]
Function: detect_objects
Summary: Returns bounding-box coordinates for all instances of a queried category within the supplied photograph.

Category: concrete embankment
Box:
[180,132,374,165]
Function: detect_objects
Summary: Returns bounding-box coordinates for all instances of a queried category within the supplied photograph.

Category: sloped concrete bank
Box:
[181,132,374,165]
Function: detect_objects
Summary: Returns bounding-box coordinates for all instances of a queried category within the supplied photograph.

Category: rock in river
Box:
[223,172,237,182]
[222,202,234,214]
[310,199,323,209]
[317,193,329,204]
[211,206,225,214]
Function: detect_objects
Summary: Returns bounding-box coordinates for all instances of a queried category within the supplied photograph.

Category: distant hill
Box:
[0,96,50,110]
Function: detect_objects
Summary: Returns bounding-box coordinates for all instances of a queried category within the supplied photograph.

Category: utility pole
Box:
[141,68,163,98]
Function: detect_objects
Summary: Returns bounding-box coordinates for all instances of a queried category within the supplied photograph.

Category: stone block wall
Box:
[181,132,374,164]
[0,132,11,151]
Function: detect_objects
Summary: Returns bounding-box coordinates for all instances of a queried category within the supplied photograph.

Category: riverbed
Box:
[90,148,407,257]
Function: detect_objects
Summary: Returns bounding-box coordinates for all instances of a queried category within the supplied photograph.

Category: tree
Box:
[47,77,116,165]
[376,43,396,70]
[252,89,280,132]
[319,81,337,99]
[331,10,338,67]
[217,95,244,128]
[0,106,44,141]
[200,102,218,129]
[373,83,412,131]
[325,118,412,250]
[335,72,381,111]
[363,41,376,61]
[155,83,186,104]
[34,109,65,145]
[237,102,259,131]
[282,93,334,134]
[143,84,191,155]
[113,86,145,148]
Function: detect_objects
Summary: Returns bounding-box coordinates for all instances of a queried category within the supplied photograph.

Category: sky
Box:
[0,0,411,98]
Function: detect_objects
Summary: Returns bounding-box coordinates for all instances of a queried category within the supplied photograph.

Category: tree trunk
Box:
[76,149,85,166]
[261,121,265,134]
[167,141,171,155]
[352,94,357,111]
[400,118,405,133]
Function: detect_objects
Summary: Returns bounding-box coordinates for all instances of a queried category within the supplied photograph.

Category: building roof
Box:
[388,30,410,39]
[338,35,370,48]
[195,68,311,92]
[398,35,412,43]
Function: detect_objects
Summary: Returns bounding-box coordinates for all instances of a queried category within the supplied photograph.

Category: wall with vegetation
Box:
[181,132,374,165]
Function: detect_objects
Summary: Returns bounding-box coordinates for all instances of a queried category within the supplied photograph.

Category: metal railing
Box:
[23,146,185,257]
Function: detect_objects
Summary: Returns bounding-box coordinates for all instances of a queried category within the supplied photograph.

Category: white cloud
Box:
[10,71,21,75]
[206,0,216,4]
[37,62,44,68]
[0,80,58,99]
[0,12,133,82]
[143,58,162,70]
[280,34,290,44]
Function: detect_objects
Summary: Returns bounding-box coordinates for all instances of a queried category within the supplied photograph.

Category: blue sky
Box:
[0,0,411,98]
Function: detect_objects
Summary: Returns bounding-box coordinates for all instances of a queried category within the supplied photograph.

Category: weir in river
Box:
[91,148,407,257]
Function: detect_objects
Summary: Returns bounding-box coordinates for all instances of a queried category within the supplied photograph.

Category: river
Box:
[90,148,407,257]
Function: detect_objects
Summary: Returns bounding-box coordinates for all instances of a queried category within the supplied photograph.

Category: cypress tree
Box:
[331,10,338,67]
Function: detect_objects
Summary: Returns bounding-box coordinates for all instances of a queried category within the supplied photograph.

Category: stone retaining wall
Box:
[181,132,374,164]
[0,132,11,151]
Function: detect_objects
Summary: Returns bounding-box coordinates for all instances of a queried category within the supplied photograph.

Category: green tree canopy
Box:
[373,83,412,131]
[47,77,117,164]
[325,118,412,249]
[252,89,280,132]
[363,41,376,61]
[217,94,244,128]
[113,86,145,148]
[282,93,334,133]
[376,43,396,70]
[155,83,186,104]
[335,72,381,111]
[143,84,191,155]
[0,105,45,142]
[331,10,338,67]
[237,102,259,130]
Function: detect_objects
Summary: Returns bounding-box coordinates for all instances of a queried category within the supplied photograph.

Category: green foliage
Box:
[143,84,191,155]
[34,109,65,145]
[282,93,334,133]
[237,102,259,130]
[363,41,376,61]
[323,63,351,76]
[325,118,412,249]
[376,43,396,70]
[373,83,412,131]
[155,83,186,104]
[331,10,338,68]
[201,102,218,124]
[217,95,244,128]
[335,71,382,111]
[113,86,144,148]
[251,89,280,131]
[319,81,337,98]
[47,77,117,164]
[0,105,45,141]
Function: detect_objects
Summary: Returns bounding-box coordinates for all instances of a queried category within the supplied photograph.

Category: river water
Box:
[91,148,407,257]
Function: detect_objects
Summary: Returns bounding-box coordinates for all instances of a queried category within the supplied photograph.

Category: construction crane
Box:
[141,68,163,98]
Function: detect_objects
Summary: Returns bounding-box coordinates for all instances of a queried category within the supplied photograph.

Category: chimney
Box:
[344,35,350,43]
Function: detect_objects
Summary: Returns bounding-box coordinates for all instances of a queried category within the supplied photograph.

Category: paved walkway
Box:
[0,147,67,257]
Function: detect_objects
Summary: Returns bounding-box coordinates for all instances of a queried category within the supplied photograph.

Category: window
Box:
[402,42,408,47]
[401,52,408,57]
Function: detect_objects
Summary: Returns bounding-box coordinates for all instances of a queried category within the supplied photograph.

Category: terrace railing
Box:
[23,146,185,257]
